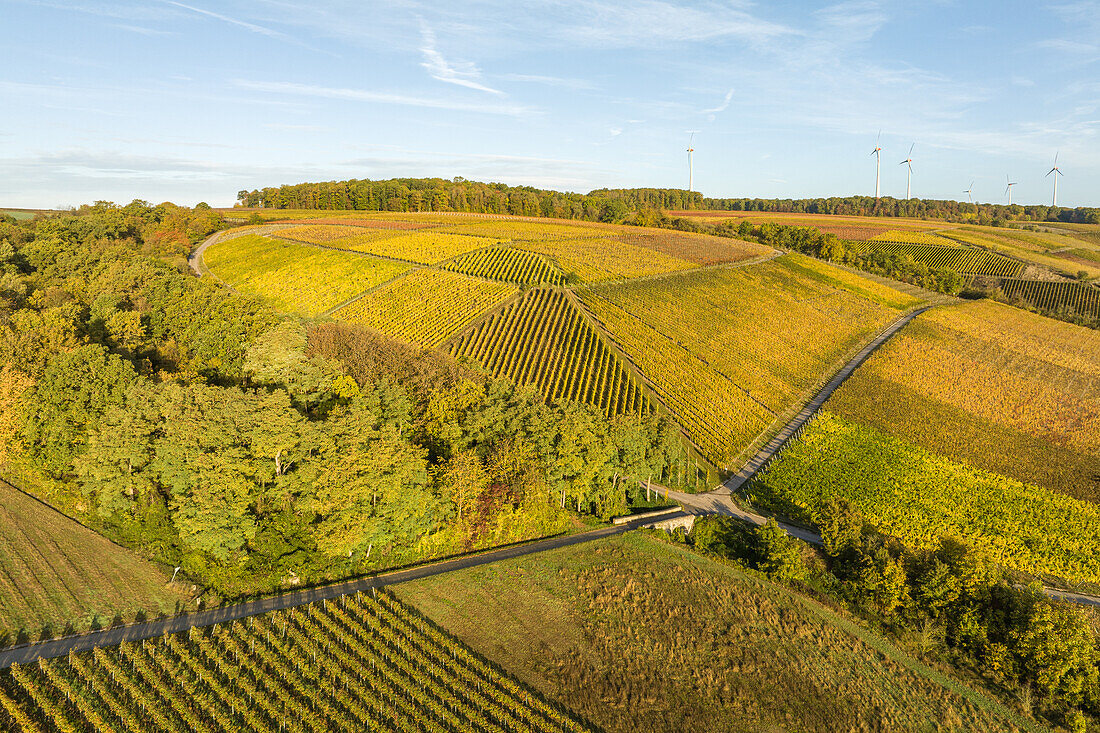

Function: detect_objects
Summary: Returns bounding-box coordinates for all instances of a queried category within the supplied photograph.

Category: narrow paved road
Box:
[0,511,686,670]
[722,304,936,495]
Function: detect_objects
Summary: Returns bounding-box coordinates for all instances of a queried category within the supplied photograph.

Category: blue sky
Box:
[2,0,1098,208]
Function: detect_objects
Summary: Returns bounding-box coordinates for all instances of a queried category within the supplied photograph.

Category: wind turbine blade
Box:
[908,143,914,157]
[1054,151,1059,165]
[1047,168,1055,176]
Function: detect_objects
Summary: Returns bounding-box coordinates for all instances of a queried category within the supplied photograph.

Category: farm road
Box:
[0,511,686,670]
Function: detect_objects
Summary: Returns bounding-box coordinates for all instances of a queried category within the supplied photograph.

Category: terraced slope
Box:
[332,269,518,348]
[0,481,186,645]
[825,299,1100,503]
[203,234,410,316]
[578,254,919,465]
[450,290,653,417]
[0,590,594,733]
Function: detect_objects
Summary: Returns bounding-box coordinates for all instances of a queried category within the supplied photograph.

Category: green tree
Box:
[754,518,806,582]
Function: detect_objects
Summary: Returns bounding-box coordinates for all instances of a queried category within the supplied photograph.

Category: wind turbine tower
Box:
[964,181,974,203]
[1047,153,1063,206]
[899,144,914,199]
[871,132,882,199]
[1005,175,1018,206]
[687,132,696,192]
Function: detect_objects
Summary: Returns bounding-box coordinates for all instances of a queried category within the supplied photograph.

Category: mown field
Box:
[0,481,187,646]
[398,533,1042,733]
[825,300,1100,503]
[0,591,593,733]
[754,412,1100,585]
[202,234,410,316]
[578,254,920,465]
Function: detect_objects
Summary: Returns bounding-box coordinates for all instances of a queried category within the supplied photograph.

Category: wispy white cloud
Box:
[262,122,327,132]
[814,1,887,43]
[549,0,795,47]
[419,22,503,95]
[114,23,174,35]
[1037,38,1099,55]
[233,79,533,116]
[500,73,597,91]
[163,0,290,41]
[702,88,734,115]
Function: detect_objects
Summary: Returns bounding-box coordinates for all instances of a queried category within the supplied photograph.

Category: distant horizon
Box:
[5,183,1095,213]
[4,1,1099,211]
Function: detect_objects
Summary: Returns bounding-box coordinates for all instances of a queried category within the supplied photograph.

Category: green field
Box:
[450,289,653,417]
[753,412,1100,585]
[203,234,410,315]
[826,300,1100,502]
[0,591,592,732]
[0,481,188,646]
[577,254,918,465]
[398,533,1041,733]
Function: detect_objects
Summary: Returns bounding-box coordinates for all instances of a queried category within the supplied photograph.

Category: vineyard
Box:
[513,237,696,283]
[611,230,771,266]
[869,230,962,247]
[435,221,608,241]
[443,247,565,286]
[449,289,653,418]
[332,269,517,348]
[577,254,909,465]
[994,278,1100,320]
[948,228,1100,279]
[849,240,1025,277]
[276,224,385,244]
[343,232,497,265]
[826,300,1100,502]
[753,412,1100,585]
[0,590,594,733]
[202,235,410,316]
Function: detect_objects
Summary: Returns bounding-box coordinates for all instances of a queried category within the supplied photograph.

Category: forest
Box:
[0,203,683,601]
[234,177,1100,225]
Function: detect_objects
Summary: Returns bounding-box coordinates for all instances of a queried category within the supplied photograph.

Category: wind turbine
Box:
[1005,174,1017,205]
[899,143,914,199]
[964,181,974,203]
[871,131,882,199]
[1047,153,1063,207]
[686,132,696,192]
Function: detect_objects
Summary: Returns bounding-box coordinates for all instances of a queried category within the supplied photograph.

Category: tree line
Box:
[236,178,704,223]
[235,177,1100,225]
[0,203,684,601]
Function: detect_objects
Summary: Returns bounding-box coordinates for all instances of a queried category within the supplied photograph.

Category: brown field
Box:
[0,480,189,646]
